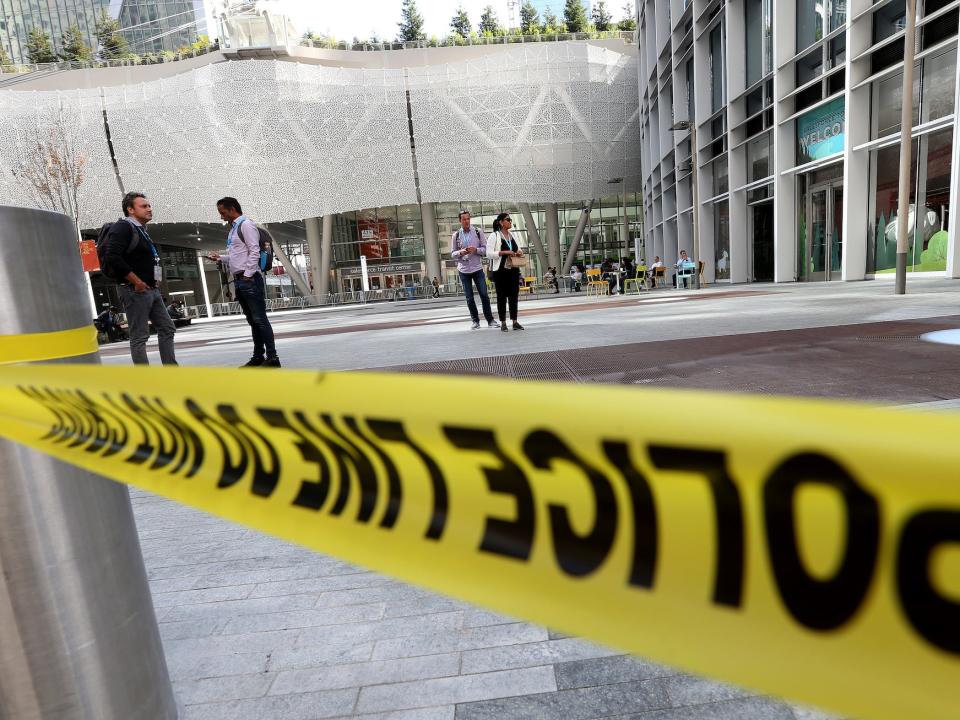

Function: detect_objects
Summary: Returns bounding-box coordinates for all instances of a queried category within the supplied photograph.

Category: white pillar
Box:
[421,202,442,281]
[197,254,213,318]
[305,216,322,293]
[519,203,549,269]
[85,272,97,317]
[545,202,561,268]
[319,213,334,297]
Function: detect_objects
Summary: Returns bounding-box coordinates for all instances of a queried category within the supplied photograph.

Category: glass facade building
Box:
[0,0,109,63]
[0,0,204,64]
[637,0,960,282]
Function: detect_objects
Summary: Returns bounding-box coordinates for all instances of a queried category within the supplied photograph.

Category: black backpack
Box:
[96,219,140,281]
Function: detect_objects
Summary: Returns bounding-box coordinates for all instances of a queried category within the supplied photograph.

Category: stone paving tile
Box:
[180,688,358,720]
[383,596,471,618]
[248,571,394,598]
[372,631,462,661]
[461,637,622,674]
[163,629,301,659]
[161,593,319,623]
[172,673,275,705]
[270,653,461,695]
[152,584,256,608]
[297,610,465,647]
[315,584,442,609]
[611,695,798,719]
[158,618,230,642]
[164,651,269,682]
[149,574,211,595]
[268,641,376,671]
[331,709,454,720]
[555,655,683,689]
[356,666,557,714]
[221,602,385,635]
[454,678,671,720]
[461,608,520,628]
[661,675,754,707]
[457,622,549,650]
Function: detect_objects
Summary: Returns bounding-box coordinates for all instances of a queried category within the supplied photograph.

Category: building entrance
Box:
[751,201,774,281]
[802,179,844,281]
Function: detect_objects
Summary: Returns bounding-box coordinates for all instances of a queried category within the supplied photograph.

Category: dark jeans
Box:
[493,268,520,322]
[459,270,494,323]
[119,286,177,365]
[235,273,277,358]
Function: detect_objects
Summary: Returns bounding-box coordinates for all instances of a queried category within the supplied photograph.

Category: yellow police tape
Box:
[0,363,957,720]
[0,326,98,365]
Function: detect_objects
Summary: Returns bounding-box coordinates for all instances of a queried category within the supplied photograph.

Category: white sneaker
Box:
[487,320,500,328]
[471,321,481,330]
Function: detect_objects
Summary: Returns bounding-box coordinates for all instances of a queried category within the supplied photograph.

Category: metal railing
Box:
[300,31,637,52]
[0,43,220,76]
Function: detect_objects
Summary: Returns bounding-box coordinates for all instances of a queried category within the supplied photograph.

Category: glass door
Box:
[804,181,844,281]
[806,187,828,281]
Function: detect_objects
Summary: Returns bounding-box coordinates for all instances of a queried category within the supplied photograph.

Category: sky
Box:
[269,0,617,42]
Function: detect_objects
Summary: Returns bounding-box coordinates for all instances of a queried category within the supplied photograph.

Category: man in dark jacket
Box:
[103,192,178,365]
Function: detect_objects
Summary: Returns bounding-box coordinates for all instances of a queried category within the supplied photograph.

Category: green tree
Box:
[542,5,561,32]
[450,6,471,37]
[564,0,589,32]
[397,0,426,41]
[59,24,93,61]
[0,43,12,66]
[520,1,540,33]
[478,5,502,35]
[618,1,637,30]
[592,0,613,30]
[25,27,57,63]
[95,10,130,59]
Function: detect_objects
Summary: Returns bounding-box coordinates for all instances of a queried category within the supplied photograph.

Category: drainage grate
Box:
[854,335,921,342]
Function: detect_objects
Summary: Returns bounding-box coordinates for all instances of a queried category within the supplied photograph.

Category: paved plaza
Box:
[106,279,960,719]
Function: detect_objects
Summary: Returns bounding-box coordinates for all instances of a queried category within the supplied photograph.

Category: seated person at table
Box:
[600,257,619,294]
[648,256,664,287]
[570,266,583,291]
[621,257,635,286]
[673,250,694,288]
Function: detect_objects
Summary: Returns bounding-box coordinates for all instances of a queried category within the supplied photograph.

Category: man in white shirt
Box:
[209,197,281,367]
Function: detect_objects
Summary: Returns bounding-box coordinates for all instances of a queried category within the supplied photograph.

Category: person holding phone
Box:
[487,212,525,332]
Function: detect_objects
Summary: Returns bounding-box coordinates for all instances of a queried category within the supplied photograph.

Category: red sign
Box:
[79,240,100,272]
[359,219,391,259]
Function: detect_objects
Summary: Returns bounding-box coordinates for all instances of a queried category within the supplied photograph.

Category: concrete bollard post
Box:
[0,206,177,720]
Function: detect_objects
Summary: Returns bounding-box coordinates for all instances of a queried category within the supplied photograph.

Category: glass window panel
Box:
[922,6,958,49]
[870,140,918,272]
[872,66,921,138]
[710,24,725,113]
[917,128,951,270]
[746,0,763,85]
[747,132,772,182]
[797,0,825,50]
[921,48,957,123]
[874,1,907,43]
[714,201,730,279]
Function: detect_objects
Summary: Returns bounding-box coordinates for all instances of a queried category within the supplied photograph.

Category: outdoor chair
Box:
[623,267,648,294]
[585,268,609,298]
[654,266,666,287]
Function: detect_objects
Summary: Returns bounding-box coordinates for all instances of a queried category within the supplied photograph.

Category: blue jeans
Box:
[459,270,494,323]
[235,273,276,358]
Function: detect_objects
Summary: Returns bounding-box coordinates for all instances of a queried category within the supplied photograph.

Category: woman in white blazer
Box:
[487,212,525,332]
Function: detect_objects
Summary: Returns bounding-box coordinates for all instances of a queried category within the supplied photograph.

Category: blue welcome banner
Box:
[797,97,846,164]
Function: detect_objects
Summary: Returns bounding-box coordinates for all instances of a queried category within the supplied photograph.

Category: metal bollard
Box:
[0,207,177,720]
